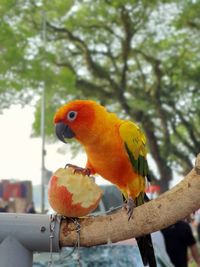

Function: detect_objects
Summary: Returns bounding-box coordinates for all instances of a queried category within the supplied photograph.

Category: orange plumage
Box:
[54,100,145,199]
[54,99,156,267]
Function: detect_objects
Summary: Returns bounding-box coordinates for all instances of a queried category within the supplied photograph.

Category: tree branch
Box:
[120,7,133,90]
[172,147,193,173]
[60,153,200,247]
[76,79,113,99]
[142,118,173,189]
[176,109,200,152]
[81,23,122,40]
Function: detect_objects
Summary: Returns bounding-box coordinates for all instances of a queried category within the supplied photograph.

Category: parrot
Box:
[54,99,157,267]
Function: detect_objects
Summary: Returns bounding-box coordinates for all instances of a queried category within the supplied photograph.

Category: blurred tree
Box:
[0,0,199,191]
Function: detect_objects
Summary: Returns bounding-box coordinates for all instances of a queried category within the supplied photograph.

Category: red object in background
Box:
[3,183,22,200]
[0,181,27,201]
[146,185,160,194]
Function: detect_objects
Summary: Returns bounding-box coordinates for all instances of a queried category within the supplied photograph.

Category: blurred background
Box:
[0,1,200,265]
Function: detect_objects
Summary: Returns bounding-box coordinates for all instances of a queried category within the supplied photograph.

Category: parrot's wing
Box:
[119,121,149,179]
[119,121,157,267]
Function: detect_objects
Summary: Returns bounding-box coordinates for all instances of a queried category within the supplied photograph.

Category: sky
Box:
[0,104,110,186]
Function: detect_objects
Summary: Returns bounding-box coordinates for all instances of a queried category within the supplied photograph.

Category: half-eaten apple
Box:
[48,167,103,217]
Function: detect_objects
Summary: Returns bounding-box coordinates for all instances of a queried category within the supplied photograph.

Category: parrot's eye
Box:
[67,111,78,121]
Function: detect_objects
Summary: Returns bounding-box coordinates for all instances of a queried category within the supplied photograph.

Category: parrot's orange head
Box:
[54,100,104,144]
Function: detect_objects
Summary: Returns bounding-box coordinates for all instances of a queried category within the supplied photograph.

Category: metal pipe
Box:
[0,213,60,252]
[0,236,33,267]
[41,9,46,214]
[41,86,46,214]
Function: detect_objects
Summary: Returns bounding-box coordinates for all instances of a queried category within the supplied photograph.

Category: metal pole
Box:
[0,213,60,267]
[41,10,46,214]
[0,236,33,267]
[41,87,45,214]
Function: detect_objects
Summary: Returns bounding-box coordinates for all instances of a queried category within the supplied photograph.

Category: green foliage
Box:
[0,0,199,190]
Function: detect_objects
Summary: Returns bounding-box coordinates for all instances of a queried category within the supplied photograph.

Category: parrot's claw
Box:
[65,163,91,176]
[125,197,136,221]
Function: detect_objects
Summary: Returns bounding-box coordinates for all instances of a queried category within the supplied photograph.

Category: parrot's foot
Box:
[65,163,91,176]
[125,197,136,221]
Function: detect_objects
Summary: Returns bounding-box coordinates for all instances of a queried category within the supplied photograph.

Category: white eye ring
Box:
[67,110,78,121]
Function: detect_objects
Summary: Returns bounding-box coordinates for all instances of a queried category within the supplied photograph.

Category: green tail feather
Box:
[121,192,157,266]
[135,193,157,267]
[136,235,157,267]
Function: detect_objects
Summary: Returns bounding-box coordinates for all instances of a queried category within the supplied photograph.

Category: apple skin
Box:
[48,168,103,217]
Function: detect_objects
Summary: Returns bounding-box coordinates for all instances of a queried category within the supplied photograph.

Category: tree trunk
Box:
[143,122,173,192]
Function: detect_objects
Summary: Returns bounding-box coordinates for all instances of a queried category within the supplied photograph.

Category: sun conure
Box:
[54,99,157,267]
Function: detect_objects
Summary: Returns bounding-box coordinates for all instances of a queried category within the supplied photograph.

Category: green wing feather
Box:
[120,121,157,267]
[119,121,149,179]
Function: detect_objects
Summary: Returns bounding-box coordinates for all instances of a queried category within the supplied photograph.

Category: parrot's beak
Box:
[55,122,75,143]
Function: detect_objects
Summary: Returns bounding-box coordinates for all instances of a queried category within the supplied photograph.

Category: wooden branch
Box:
[60,153,200,247]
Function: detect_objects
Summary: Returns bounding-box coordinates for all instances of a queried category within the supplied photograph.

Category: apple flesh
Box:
[48,167,103,217]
